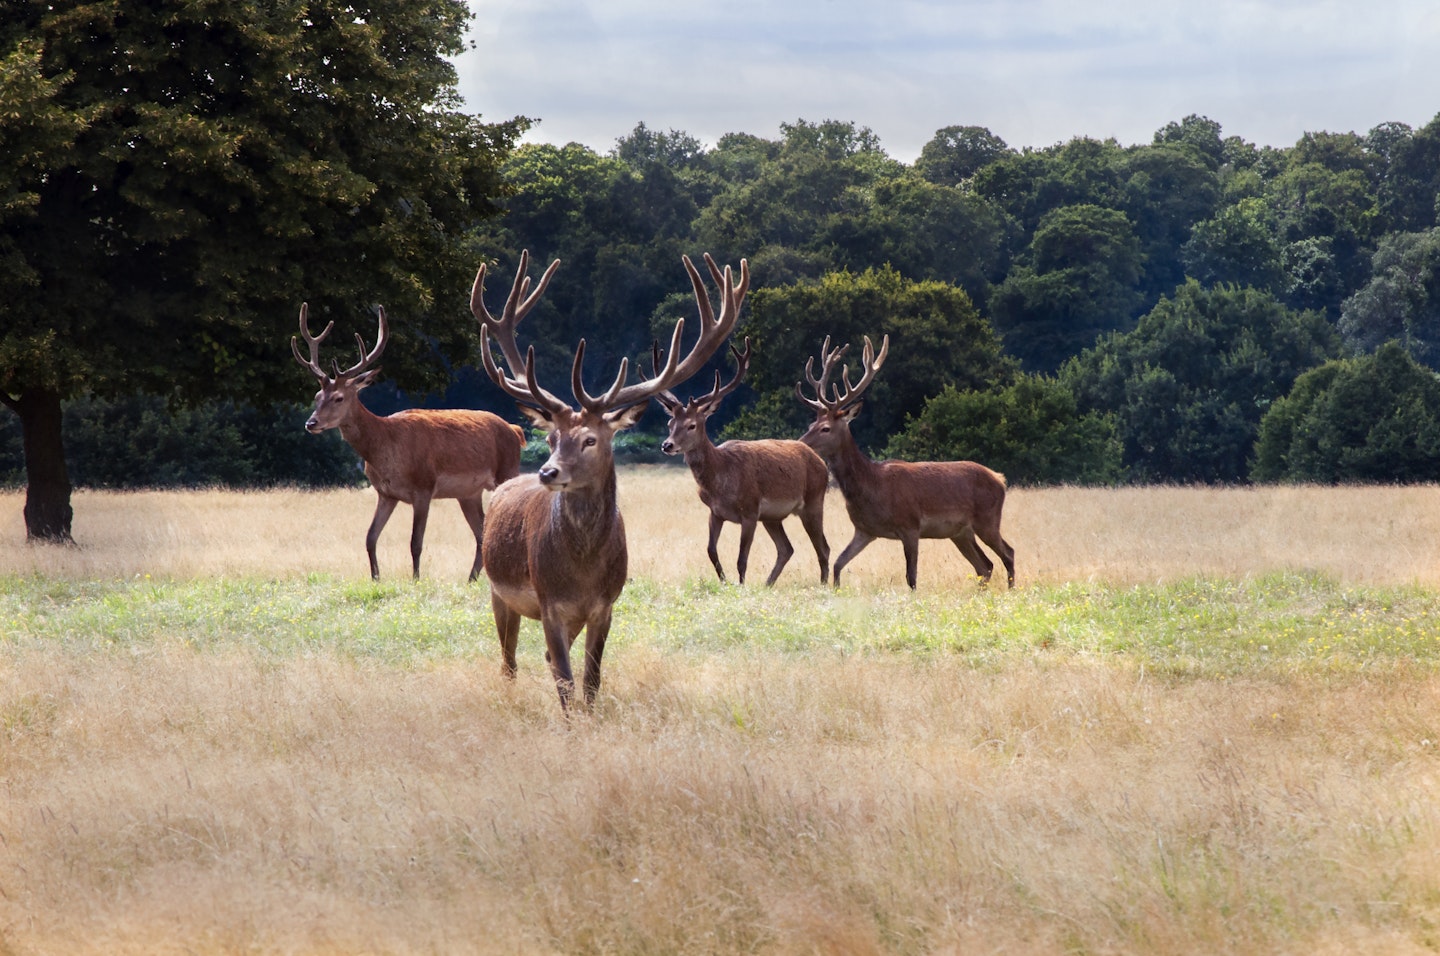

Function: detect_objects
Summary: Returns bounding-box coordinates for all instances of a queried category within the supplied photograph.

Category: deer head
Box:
[657,337,751,456]
[291,303,388,433]
[473,251,749,492]
[795,334,890,458]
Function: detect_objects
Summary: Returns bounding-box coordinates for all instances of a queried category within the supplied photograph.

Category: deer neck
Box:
[681,432,719,480]
[336,400,387,461]
[826,431,880,499]
[550,467,621,554]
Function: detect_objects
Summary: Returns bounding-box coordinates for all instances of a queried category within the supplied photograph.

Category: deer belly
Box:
[490,579,543,620]
[919,515,970,538]
[433,473,492,499]
[757,497,802,519]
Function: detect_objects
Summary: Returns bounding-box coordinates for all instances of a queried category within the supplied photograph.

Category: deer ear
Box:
[840,401,863,423]
[604,400,649,432]
[516,404,556,432]
[352,367,382,390]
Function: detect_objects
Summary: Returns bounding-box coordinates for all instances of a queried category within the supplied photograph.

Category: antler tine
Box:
[291,302,335,381]
[572,339,637,412]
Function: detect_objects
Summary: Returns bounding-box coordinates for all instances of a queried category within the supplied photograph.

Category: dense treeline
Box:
[7,15,1440,500]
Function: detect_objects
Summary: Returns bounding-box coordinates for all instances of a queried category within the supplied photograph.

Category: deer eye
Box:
[687,423,696,431]
[821,425,831,433]
[583,436,597,448]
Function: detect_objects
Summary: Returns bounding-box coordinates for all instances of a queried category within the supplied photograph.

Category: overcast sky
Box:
[453,1,1440,163]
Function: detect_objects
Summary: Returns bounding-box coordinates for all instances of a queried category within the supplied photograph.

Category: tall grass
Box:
[2,475,1439,954]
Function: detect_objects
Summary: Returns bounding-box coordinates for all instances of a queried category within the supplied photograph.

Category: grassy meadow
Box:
[2,470,1440,954]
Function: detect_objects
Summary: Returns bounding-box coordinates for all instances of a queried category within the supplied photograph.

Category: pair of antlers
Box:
[291,303,389,383]
[471,250,750,416]
[796,334,891,413]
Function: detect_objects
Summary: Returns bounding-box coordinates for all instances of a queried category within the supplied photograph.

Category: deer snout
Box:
[537,464,565,490]
[661,438,677,455]
[304,416,324,434]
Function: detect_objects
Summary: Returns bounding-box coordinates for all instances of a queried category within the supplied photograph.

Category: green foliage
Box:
[882,376,1122,486]
[988,204,1145,370]
[1064,281,1342,483]
[0,394,361,489]
[1337,227,1440,368]
[1181,197,1285,291]
[1253,342,1440,483]
[914,125,1013,185]
[721,266,1017,449]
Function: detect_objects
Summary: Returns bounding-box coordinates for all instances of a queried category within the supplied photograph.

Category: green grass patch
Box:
[3,571,1439,678]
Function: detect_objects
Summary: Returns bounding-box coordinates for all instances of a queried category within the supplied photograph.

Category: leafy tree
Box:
[914,125,1013,186]
[1265,160,1381,315]
[1336,228,1440,367]
[988,204,1144,370]
[720,266,1016,450]
[1182,197,1285,291]
[1153,114,1226,170]
[1063,281,1341,483]
[882,376,1121,486]
[1372,113,1440,232]
[1,0,523,540]
[1253,342,1440,483]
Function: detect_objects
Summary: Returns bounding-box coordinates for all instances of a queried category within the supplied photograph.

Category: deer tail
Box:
[510,423,526,447]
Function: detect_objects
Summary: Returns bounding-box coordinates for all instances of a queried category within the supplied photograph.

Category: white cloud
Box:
[456,0,1440,161]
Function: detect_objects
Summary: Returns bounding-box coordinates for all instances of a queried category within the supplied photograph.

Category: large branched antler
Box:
[470,250,568,414]
[795,334,889,412]
[291,303,388,382]
[572,253,749,413]
[654,337,752,414]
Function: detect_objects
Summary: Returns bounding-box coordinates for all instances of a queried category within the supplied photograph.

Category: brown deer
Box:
[292,302,531,581]
[796,335,1016,590]
[656,337,830,586]
[473,251,748,712]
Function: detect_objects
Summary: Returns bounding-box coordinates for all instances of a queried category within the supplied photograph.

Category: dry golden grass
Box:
[4,468,1440,586]
[3,473,1440,954]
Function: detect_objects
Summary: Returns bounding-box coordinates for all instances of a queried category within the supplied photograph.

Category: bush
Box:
[1252,341,1440,483]
[882,376,1122,486]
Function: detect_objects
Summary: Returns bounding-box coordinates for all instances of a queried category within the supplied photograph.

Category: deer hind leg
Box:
[408,493,433,579]
[735,516,758,585]
[832,530,876,588]
[706,512,727,583]
[458,497,486,582]
[492,593,521,679]
[798,499,830,584]
[581,607,612,710]
[977,529,1016,589]
[761,519,794,587]
[952,530,994,586]
[365,494,401,579]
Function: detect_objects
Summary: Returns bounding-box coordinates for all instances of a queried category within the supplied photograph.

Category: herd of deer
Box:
[293,252,1015,713]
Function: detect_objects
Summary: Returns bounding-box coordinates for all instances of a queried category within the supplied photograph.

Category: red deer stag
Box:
[796,335,1015,590]
[656,337,830,586]
[473,252,748,712]
[292,300,534,581]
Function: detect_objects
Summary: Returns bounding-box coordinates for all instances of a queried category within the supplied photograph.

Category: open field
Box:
[2,473,1440,954]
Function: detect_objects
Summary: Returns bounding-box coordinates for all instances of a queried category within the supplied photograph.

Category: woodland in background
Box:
[5,0,1440,500]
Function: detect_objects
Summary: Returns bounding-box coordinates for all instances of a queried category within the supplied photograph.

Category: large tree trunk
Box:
[7,389,74,543]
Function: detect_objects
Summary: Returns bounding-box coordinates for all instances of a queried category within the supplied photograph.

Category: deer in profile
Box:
[656,337,830,586]
[292,300,534,581]
[473,251,747,713]
[796,335,1015,590]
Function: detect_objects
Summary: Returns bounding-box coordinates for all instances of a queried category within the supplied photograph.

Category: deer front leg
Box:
[582,607,612,710]
[901,531,920,590]
[706,511,727,583]
[458,497,486,582]
[735,516,758,584]
[492,593,521,678]
[365,494,401,579]
[541,611,579,714]
[761,519,794,587]
[831,530,875,588]
[408,493,433,579]
[799,501,830,584]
